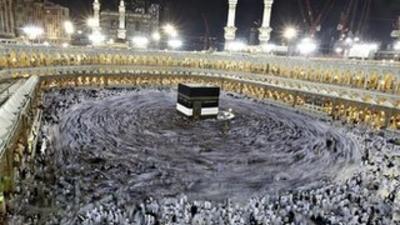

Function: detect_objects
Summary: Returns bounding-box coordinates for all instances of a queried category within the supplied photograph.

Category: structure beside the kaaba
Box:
[176,84,220,118]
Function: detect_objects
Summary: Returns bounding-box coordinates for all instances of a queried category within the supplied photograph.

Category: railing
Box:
[0,64,399,110]
[0,76,39,158]
[0,47,399,95]
[0,45,398,67]
[0,45,398,66]
[0,80,24,106]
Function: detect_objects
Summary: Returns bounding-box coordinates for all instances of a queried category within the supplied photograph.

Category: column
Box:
[117,0,126,40]
[258,0,274,45]
[5,0,12,35]
[93,0,101,32]
[0,1,5,35]
[9,0,14,37]
[224,0,238,50]
[4,0,9,35]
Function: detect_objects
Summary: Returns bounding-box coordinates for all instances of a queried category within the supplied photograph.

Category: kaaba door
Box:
[193,101,202,119]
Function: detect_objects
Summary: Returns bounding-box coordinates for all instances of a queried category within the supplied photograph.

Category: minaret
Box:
[93,0,101,31]
[258,0,274,46]
[224,0,238,50]
[117,0,127,40]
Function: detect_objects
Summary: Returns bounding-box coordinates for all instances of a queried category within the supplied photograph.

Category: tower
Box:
[258,0,274,46]
[224,0,238,50]
[117,0,126,41]
[92,0,101,31]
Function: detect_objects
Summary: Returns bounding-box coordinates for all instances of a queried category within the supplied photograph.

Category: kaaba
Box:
[176,84,220,118]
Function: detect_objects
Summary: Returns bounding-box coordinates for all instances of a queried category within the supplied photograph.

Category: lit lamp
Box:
[297,37,317,56]
[345,37,353,45]
[335,47,344,54]
[163,24,178,37]
[64,21,74,35]
[87,17,97,29]
[168,39,183,49]
[283,27,297,41]
[132,36,149,49]
[394,41,400,51]
[225,41,246,52]
[64,21,74,44]
[107,39,115,45]
[261,43,276,53]
[152,32,161,42]
[88,31,105,46]
[22,26,44,41]
[283,26,298,55]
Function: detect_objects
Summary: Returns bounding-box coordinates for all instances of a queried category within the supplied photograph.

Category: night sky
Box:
[52,0,400,48]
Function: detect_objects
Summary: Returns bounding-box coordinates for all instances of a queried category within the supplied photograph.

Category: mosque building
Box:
[92,0,160,42]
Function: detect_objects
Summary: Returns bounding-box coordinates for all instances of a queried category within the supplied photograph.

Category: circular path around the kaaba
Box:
[50,88,360,203]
